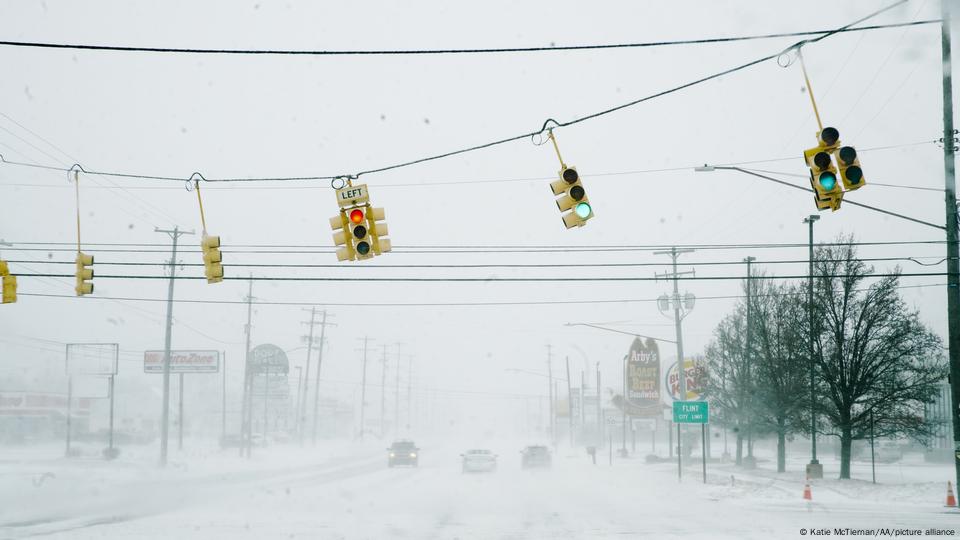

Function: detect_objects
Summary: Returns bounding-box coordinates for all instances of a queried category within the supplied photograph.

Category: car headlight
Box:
[389,453,395,457]
[410,452,417,458]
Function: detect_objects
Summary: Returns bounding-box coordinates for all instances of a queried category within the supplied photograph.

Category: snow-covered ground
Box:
[1,439,957,539]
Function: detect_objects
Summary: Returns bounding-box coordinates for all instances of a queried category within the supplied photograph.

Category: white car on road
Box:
[461,449,497,473]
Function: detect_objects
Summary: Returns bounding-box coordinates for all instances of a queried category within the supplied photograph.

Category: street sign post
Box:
[673,400,709,424]
[672,401,710,484]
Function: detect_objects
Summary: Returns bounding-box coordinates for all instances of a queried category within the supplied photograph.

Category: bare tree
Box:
[704,297,753,465]
[812,239,946,479]
[749,279,809,472]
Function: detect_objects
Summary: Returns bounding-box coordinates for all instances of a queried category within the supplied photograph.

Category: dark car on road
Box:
[387,440,419,467]
[521,445,551,469]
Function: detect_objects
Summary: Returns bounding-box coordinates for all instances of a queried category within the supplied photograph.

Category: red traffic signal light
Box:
[350,208,365,224]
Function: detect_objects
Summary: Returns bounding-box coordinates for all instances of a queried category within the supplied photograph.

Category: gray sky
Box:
[0,0,950,425]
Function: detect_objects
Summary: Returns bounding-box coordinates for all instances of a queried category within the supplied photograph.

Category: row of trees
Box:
[704,238,946,479]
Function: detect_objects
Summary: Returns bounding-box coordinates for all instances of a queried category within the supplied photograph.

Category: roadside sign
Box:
[673,401,709,424]
[336,184,369,208]
[144,350,220,373]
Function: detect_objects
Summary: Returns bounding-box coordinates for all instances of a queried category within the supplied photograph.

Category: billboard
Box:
[0,392,92,416]
[665,358,707,401]
[249,344,289,374]
[625,337,661,417]
[66,343,118,376]
[144,350,220,373]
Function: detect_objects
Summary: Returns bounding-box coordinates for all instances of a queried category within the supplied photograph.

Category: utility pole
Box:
[395,343,403,436]
[743,256,756,468]
[240,276,255,458]
[940,0,960,500]
[311,310,335,444]
[357,337,371,440]
[155,226,194,467]
[221,350,227,442]
[380,345,388,439]
[565,356,574,447]
[299,307,318,445]
[547,345,555,447]
[803,215,822,479]
[655,246,695,481]
[407,357,413,431]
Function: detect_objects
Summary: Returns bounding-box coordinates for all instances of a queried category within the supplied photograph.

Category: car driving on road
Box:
[521,445,551,469]
[460,449,497,473]
[387,440,419,467]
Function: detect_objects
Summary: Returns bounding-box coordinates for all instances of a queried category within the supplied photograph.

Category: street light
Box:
[803,214,823,479]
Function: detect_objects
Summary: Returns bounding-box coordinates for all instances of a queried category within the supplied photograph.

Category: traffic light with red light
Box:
[550,166,594,228]
[330,182,390,261]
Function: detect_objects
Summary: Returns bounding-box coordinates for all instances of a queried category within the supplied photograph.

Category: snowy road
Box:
[3,444,958,539]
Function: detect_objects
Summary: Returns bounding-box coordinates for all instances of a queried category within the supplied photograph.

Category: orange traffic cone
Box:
[803,479,812,501]
[946,481,957,508]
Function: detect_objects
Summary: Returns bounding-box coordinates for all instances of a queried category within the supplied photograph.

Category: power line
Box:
[2,239,949,252]
[0,140,936,190]
[13,272,948,282]
[5,255,949,269]
[0,4,913,185]
[17,282,945,307]
[0,20,935,56]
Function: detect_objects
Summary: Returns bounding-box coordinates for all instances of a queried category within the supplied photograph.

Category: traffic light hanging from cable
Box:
[329,181,391,261]
[0,261,15,304]
[550,166,594,228]
[837,145,865,191]
[545,130,593,229]
[201,234,224,284]
[75,252,94,296]
[804,127,843,212]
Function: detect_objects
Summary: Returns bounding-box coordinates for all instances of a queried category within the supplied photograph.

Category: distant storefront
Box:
[0,391,91,442]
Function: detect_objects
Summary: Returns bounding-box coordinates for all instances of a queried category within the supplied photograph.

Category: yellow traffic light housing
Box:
[0,261,15,304]
[75,252,94,296]
[330,211,356,262]
[804,127,843,212]
[368,207,392,256]
[201,234,224,284]
[550,166,594,229]
[837,145,865,191]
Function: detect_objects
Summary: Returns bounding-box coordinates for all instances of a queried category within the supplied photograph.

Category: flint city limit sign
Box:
[672,400,709,424]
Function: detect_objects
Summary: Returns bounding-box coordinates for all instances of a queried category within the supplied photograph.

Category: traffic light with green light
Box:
[804,127,843,212]
[550,166,594,228]
[201,234,224,284]
[75,252,94,296]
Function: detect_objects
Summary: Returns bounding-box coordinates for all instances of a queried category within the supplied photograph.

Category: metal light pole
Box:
[803,215,823,479]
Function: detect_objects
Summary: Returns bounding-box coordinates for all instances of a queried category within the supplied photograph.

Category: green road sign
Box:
[673,400,709,424]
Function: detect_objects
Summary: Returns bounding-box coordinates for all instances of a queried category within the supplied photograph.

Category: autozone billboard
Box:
[144,350,220,373]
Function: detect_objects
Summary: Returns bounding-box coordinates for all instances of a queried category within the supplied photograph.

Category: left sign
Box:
[144,350,220,373]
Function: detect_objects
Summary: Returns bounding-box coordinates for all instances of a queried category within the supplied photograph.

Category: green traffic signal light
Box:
[819,172,837,191]
[574,202,592,219]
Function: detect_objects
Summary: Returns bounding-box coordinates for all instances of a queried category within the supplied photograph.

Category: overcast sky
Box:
[0,0,951,429]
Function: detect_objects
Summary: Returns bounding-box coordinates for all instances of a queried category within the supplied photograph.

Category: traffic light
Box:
[368,207,392,256]
[329,205,392,261]
[330,209,356,262]
[0,261,15,304]
[75,252,94,296]
[804,127,843,212]
[550,166,594,228]
[347,207,374,260]
[201,234,224,284]
[837,145,865,191]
